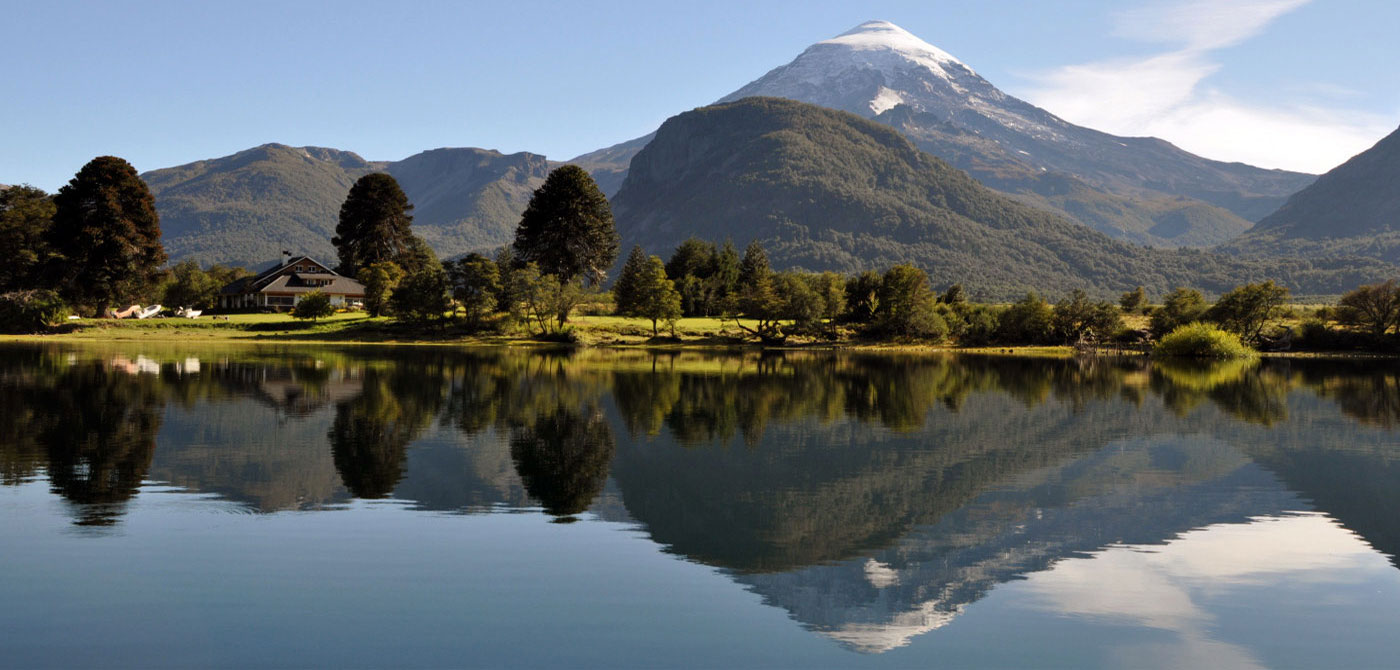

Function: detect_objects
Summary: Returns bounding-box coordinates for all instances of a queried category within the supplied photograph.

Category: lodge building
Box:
[218,254,366,311]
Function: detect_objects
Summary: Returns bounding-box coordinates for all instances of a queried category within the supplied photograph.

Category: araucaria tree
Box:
[511,165,618,324]
[333,173,416,276]
[48,156,167,314]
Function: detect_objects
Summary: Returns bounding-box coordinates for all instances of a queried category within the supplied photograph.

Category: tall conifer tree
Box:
[333,173,416,275]
[48,156,166,313]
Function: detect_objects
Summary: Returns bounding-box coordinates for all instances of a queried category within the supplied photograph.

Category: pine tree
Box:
[48,156,167,314]
[613,245,649,316]
[735,241,783,342]
[333,173,415,276]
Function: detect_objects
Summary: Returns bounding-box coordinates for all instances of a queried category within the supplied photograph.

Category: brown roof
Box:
[259,275,365,296]
[220,255,355,296]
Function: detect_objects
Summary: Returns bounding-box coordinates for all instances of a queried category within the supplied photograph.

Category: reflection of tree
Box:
[510,405,615,518]
[329,366,443,499]
[1150,359,1289,426]
[38,361,163,526]
[1295,360,1400,429]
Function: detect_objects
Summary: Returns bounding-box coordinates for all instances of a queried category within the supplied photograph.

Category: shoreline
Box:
[4,324,1396,361]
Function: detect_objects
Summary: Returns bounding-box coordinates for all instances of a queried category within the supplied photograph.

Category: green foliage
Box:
[291,291,334,321]
[1154,322,1256,359]
[871,264,946,341]
[635,256,682,336]
[49,156,167,313]
[0,185,55,292]
[512,164,618,288]
[391,264,453,323]
[956,304,999,346]
[507,263,580,336]
[613,97,1374,299]
[161,260,227,310]
[844,270,882,324]
[1337,280,1400,337]
[1119,286,1147,313]
[1052,289,1121,343]
[446,253,501,328]
[734,241,784,343]
[333,173,416,276]
[613,245,649,316]
[356,261,405,318]
[1206,280,1289,343]
[995,292,1054,344]
[1150,287,1209,338]
[0,289,69,333]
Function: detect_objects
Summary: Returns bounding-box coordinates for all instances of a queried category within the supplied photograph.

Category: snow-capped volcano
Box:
[577,20,1314,247]
[720,20,1067,141]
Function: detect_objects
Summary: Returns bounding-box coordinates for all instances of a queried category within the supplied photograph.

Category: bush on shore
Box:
[1153,322,1255,359]
[0,290,70,333]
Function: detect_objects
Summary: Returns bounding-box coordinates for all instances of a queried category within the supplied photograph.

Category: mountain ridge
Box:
[143,143,553,268]
[1220,124,1400,262]
[611,97,1381,299]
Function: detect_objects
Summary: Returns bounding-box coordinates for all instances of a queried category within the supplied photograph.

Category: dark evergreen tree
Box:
[707,240,741,315]
[734,241,783,342]
[613,245,649,316]
[665,238,716,283]
[47,157,167,313]
[512,165,618,287]
[0,185,55,292]
[333,173,415,276]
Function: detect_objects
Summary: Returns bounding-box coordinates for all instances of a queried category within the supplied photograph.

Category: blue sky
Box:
[4,0,1397,191]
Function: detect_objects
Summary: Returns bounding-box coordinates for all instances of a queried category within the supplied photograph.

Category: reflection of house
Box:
[218,254,365,310]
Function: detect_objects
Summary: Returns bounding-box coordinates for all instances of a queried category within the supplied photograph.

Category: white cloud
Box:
[1019,0,1393,173]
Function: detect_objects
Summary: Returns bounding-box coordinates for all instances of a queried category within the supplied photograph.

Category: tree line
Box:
[8,156,1400,353]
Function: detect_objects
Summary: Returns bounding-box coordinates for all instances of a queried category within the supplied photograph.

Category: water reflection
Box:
[3,344,1400,656]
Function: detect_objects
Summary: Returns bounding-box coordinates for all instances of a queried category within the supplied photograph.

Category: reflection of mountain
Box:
[735,437,1299,652]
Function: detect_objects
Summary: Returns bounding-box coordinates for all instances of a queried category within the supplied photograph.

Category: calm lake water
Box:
[3,343,1400,668]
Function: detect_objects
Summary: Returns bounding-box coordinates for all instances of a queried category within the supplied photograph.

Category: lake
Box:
[3,342,1400,668]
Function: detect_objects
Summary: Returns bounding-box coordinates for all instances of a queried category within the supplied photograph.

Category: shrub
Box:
[1153,322,1255,359]
[0,289,70,333]
[291,291,334,321]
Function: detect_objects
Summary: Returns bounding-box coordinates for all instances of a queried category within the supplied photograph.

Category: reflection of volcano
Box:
[733,437,1300,653]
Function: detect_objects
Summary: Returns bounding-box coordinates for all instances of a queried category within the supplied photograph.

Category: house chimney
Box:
[282,250,292,266]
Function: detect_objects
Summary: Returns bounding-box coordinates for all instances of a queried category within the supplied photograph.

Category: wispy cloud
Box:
[1019,0,1392,173]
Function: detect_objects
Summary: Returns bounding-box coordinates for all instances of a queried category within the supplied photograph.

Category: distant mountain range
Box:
[1220,124,1400,262]
[579,20,1314,248]
[131,19,1395,289]
[144,144,550,268]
